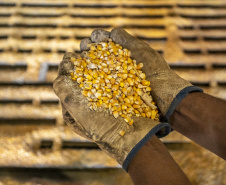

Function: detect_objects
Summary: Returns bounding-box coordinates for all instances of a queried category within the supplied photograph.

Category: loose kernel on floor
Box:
[70,38,160,136]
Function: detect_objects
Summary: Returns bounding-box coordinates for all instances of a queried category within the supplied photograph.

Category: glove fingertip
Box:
[58,59,74,76]
[91,29,110,43]
[80,38,92,51]
[63,52,79,60]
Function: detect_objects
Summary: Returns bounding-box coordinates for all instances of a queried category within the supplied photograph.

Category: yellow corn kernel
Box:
[101,97,108,101]
[86,75,93,81]
[107,94,113,99]
[93,71,98,79]
[124,98,130,104]
[137,63,143,69]
[136,88,143,96]
[119,130,125,136]
[97,101,101,107]
[124,116,131,123]
[106,88,112,92]
[133,104,139,109]
[122,63,127,70]
[122,88,127,95]
[84,82,92,89]
[82,90,89,97]
[112,84,119,91]
[122,74,128,80]
[99,78,105,84]
[127,58,132,64]
[129,69,136,74]
[117,73,122,78]
[146,111,152,118]
[71,77,77,81]
[95,92,102,99]
[125,103,132,108]
[141,80,150,86]
[140,73,146,79]
[146,87,151,92]
[89,53,96,59]
[128,119,134,125]
[110,78,115,85]
[77,77,84,83]
[98,99,103,105]
[119,82,124,87]
[128,73,135,78]
[121,114,126,118]
[79,83,84,88]
[113,111,119,118]
[122,104,127,110]
[122,94,126,98]
[97,45,102,50]
[117,106,122,112]
[88,69,93,75]
[118,97,124,103]
[151,110,157,119]
[127,78,134,86]
[81,61,87,68]
[107,75,112,79]
[141,113,146,117]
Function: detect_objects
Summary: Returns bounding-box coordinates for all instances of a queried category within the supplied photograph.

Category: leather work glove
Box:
[81,28,203,121]
[53,30,173,171]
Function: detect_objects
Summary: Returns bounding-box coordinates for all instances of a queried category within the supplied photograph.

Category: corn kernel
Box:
[119,130,125,136]
[86,75,93,81]
[106,88,111,92]
[137,63,144,69]
[112,85,119,91]
[113,111,119,118]
[82,90,89,97]
[102,97,108,101]
[133,104,139,109]
[119,82,124,87]
[122,88,127,95]
[151,110,157,119]
[77,77,84,83]
[141,80,150,86]
[141,113,146,117]
[122,104,127,110]
[110,78,115,85]
[146,111,152,118]
[128,119,134,125]
[146,87,151,91]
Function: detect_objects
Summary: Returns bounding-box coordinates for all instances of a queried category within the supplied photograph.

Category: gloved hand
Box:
[81,28,202,121]
[53,30,172,171]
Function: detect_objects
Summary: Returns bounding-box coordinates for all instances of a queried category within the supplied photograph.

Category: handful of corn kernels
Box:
[70,39,159,135]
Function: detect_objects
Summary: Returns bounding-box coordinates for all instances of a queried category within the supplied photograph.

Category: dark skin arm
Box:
[128,135,192,185]
[170,92,226,160]
[128,92,226,185]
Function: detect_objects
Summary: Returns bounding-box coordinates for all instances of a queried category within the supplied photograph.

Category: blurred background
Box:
[0,0,226,184]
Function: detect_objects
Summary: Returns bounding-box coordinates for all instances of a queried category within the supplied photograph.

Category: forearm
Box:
[128,135,192,185]
[170,92,226,159]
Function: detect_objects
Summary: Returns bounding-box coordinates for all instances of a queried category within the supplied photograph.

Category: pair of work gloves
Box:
[53,28,202,171]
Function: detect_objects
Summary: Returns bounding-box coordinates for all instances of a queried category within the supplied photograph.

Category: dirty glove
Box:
[83,28,203,122]
[53,52,171,171]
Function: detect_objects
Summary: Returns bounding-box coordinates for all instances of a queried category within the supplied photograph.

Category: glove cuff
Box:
[122,122,171,172]
[164,86,203,122]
